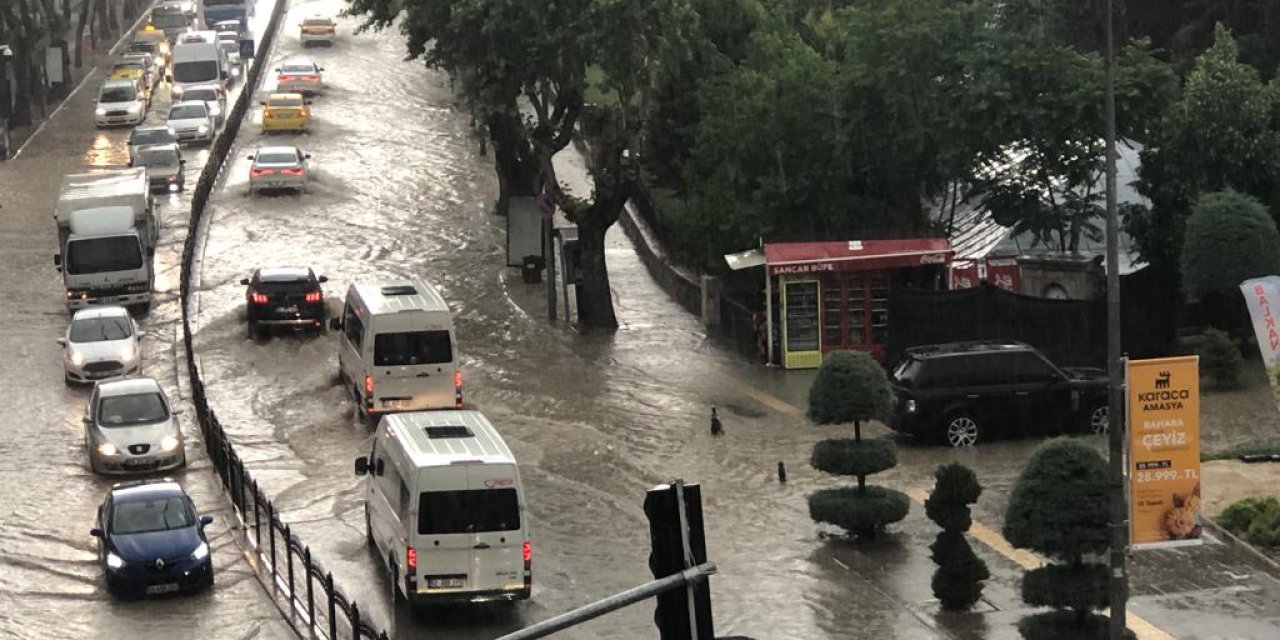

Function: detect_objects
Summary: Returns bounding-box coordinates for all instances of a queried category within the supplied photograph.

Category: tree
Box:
[1181,189,1280,298]
[1003,438,1129,639]
[806,351,909,538]
[1199,327,1244,390]
[925,463,990,611]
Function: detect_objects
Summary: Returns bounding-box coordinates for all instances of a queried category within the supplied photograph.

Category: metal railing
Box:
[177,1,390,638]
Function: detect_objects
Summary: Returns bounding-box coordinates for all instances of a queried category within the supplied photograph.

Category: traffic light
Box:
[644,482,714,640]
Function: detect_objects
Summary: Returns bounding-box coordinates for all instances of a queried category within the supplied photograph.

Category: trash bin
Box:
[521,255,545,284]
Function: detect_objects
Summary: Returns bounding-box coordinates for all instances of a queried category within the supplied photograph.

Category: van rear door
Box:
[370,313,457,410]
[414,466,473,595]
[466,463,525,595]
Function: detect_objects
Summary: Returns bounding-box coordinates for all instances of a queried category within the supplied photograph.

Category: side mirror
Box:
[318,67,325,71]
[239,278,250,285]
[317,275,328,283]
[329,317,341,331]
[246,155,255,160]
[305,100,313,105]
[303,153,312,159]
[199,514,214,527]
[90,528,104,538]
[56,338,66,346]
[179,159,186,165]
[354,456,368,476]
[53,254,62,267]
[82,416,92,425]
[259,100,265,105]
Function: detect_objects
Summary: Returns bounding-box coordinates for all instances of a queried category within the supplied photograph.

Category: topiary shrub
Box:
[1199,328,1243,390]
[1004,438,1114,638]
[805,351,907,537]
[1219,496,1280,547]
[1181,189,1280,300]
[925,463,989,611]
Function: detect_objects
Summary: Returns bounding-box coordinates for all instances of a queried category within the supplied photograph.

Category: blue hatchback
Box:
[90,478,214,598]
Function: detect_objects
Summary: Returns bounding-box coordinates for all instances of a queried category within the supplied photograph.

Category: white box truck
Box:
[53,169,158,311]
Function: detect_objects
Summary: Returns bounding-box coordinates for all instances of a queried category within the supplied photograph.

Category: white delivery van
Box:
[355,410,531,603]
[330,278,462,421]
[171,35,228,98]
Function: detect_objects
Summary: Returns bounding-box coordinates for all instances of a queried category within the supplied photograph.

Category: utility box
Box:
[701,275,722,328]
[521,255,545,284]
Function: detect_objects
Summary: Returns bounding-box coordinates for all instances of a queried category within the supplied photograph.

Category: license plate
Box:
[276,306,298,314]
[146,582,179,595]
[427,577,466,589]
[124,458,153,467]
[381,399,411,410]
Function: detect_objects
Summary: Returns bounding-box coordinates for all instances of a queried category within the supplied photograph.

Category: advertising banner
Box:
[1239,276,1280,410]
[1127,356,1202,550]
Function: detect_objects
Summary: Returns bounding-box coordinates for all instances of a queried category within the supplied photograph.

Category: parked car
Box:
[58,305,142,384]
[90,479,214,598]
[240,266,329,339]
[83,377,185,474]
[95,79,147,127]
[166,100,216,145]
[886,340,1109,447]
[246,145,310,195]
[300,16,336,47]
[128,125,178,164]
[260,92,310,133]
[274,57,323,94]
[131,142,186,193]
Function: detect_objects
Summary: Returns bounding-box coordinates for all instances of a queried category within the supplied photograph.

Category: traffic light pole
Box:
[674,481,701,640]
[1104,1,1130,637]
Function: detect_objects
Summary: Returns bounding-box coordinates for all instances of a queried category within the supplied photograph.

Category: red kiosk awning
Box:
[764,239,953,276]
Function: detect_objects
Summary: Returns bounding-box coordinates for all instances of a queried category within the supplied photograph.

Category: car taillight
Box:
[250,168,275,177]
[522,541,531,562]
[364,374,374,395]
[278,75,294,81]
[250,292,269,304]
[302,75,320,81]
[279,168,305,176]
[454,370,463,408]
[304,290,321,303]
[406,546,417,572]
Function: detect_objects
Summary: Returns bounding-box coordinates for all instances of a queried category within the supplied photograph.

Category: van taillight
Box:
[364,374,374,395]
[522,541,531,562]
[304,290,321,303]
[454,370,463,408]
[406,546,417,572]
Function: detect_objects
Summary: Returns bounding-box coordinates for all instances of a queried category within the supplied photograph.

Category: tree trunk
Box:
[73,0,89,67]
[487,111,538,217]
[11,49,32,126]
[854,419,862,442]
[857,473,866,495]
[575,210,618,329]
[94,0,109,42]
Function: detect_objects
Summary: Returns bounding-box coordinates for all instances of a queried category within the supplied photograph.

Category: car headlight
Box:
[120,342,139,362]
[69,351,85,367]
[106,552,126,569]
[159,435,180,452]
[127,103,141,114]
[190,542,209,561]
[905,399,917,414]
[197,124,209,134]
[98,442,119,456]
[168,183,180,192]
[95,107,106,116]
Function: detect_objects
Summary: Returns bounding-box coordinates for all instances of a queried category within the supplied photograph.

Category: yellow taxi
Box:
[260,93,311,133]
[107,66,151,103]
[134,23,170,61]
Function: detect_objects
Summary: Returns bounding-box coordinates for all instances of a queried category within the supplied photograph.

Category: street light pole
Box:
[1104,0,1129,638]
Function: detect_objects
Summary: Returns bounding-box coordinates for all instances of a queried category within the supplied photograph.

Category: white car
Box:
[166,100,216,145]
[95,79,147,127]
[275,57,324,94]
[58,306,142,384]
[84,377,185,475]
[247,146,311,195]
[180,83,227,127]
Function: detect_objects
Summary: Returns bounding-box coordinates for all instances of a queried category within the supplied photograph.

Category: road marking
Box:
[716,374,1178,640]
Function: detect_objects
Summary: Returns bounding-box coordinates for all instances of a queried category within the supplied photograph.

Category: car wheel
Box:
[1088,403,1109,435]
[943,412,981,448]
[246,321,260,341]
[365,508,375,549]
[389,557,406,604]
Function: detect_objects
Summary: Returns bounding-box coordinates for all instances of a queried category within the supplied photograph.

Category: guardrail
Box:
[177,1,390,638]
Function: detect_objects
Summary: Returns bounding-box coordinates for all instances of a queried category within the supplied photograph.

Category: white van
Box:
[355,410,531,603]
[171,36,228,99]
[330,278,462,421]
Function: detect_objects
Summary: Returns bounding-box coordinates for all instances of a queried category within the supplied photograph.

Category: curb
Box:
[1201,517,1280,574]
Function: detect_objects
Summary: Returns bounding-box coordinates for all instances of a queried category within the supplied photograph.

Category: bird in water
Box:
[710,407,723,436]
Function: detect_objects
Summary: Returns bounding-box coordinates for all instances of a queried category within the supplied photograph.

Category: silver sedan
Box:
[247,146,311,195]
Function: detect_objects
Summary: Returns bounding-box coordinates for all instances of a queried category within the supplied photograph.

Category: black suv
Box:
[240,266,328,339]
[887,341,1108,447]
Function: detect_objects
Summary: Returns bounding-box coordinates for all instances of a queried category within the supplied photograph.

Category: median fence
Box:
[178,1,390,638]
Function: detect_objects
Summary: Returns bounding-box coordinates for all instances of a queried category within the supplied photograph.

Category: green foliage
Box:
[810,438,896,478]
[1017,610,1135,640]
[808,486,910,537]
[1181,190,1280,299]
[1020,563,1109,610]
[925,463,982,533]
[1199,328,1244,390]
[806,351,891,429]
[1003,438,1110,562]
[1218,496,1280,547]
[929,531,990,611]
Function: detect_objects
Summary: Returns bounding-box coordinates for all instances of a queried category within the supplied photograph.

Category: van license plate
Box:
[146,582,179,594]
[427,577,466,588]
[276,306,297,314]
[381,399,410,410]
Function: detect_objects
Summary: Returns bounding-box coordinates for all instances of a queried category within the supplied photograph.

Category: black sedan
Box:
[90,479,214,598]
[241,266,328,339]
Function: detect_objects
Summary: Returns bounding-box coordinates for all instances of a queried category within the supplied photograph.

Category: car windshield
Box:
[281,64,314,74]
[184,89,218,102]
[130,43,157,54]
[169,104,207,120]
[131,129,172,146]
[303,18,331,26]
[419,489,520,534]
[219,42,238,53]
[98,392,169,426]
[100,86,137,102]
[269,96,303,107]
[374,330,453,366]
[138,147,179,166]
[151,14,188,28]
[70,316,133,342]
[173,60,218,83]
[66,237,144,274]
[256,151,298,164]
[111,496,193,534]
[257,279,311,292]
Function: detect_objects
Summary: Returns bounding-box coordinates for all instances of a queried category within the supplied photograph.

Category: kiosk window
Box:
[784,281,820,351]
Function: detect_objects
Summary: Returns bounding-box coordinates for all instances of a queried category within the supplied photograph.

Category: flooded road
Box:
[0,1,295,638]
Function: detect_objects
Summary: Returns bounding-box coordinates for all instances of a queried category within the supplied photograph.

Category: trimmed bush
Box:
[929,531,990,611]
[926,463,983,533]
[1181,189,1280,299]
[808,486,911,537]
[1018,610,1136,640]
[1199,328,1243,390]
[1217,496,1278,534]
[1021,564,1109,610]
[810,438,897,477]
[806,350,891,432]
